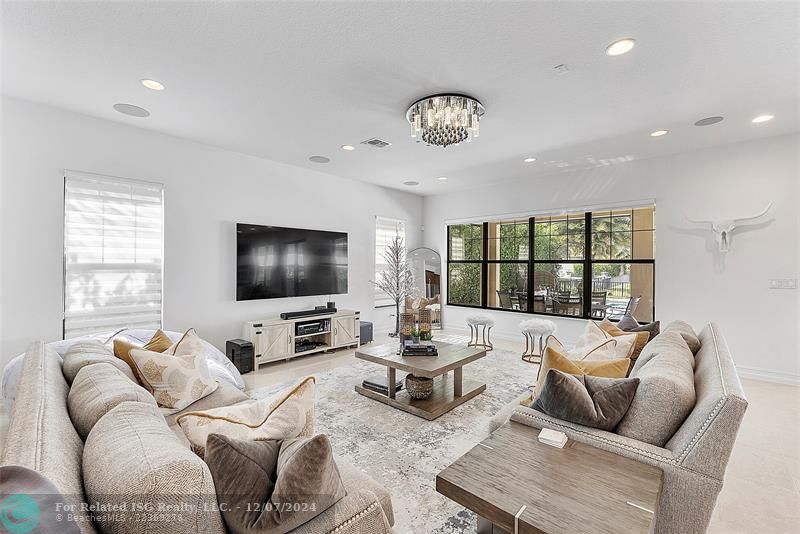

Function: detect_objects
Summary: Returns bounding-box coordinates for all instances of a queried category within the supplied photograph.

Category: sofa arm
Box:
[510,406,676,466]
[291,489,393,534]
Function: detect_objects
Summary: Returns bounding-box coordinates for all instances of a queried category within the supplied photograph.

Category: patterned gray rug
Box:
[249,335,537,533]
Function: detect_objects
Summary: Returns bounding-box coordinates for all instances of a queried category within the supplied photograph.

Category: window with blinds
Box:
[63,171,164,339]
[375,216,406,307]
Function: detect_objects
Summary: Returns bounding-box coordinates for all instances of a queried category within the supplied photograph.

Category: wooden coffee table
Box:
[354,341,487,420]
[437,421,662,533]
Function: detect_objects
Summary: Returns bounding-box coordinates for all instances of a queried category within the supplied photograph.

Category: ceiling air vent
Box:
[361,137,392,149]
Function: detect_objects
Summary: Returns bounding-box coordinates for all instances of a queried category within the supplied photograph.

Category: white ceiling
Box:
[3,1,799,195]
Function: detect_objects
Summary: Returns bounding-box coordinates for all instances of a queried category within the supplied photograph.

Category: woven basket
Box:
[405,374,433,399]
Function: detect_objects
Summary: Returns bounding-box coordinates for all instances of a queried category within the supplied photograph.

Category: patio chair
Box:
[591,291,608,319]
[553,293,582,316]
[496,290,515,310]
[516,291,528,312]
[532,293,546,313]
[607,295,642,321]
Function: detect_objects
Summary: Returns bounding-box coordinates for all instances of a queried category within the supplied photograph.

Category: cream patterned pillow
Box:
[569,321,640,360]
[176,376,315,457]
[130,329,218,412]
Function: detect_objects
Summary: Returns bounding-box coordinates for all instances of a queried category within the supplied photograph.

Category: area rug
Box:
[249,335,538,533]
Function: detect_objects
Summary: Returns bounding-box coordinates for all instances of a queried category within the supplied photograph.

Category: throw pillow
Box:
[533,369,639,431]
[535,345,630,395]
[177,376,315,457]
[113,329,173,386]
[616,337,696,446]
[129,329,218,412]
[626,320,660,340]
[205,433,346,534]
[553,323,618,361]
[616,313,640,331]
[663,320,701,354]
[598,319,650,360]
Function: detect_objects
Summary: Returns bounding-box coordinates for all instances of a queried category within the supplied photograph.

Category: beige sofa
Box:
[2,341,394,534]
[492,322,747,534]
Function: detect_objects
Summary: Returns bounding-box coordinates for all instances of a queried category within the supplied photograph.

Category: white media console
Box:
[243,309,360,366]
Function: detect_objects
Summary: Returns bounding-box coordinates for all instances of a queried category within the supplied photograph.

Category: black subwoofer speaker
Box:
[226,339,254,374]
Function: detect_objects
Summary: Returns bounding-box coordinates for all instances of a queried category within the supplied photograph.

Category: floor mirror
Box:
[407,247,442,329]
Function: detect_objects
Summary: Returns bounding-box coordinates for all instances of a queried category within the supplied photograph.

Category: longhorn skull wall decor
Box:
[686,202,773,253]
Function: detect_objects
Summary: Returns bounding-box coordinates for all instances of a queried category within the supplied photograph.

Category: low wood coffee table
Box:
[437,421,662,533]
[354,341,487,420]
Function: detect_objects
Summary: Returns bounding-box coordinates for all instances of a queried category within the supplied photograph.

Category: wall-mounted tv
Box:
[236,223,348,301]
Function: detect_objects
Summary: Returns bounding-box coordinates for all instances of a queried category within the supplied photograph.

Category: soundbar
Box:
[280,308,337,320]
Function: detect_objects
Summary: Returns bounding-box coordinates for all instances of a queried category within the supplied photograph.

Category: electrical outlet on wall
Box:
[768,279,797,289]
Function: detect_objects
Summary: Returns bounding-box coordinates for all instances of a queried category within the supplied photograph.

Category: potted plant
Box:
[420,331,433,342]
[410,327,420,344]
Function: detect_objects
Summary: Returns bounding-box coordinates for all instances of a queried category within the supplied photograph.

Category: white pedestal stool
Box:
[520,318,557,363]
[466,315,494,351]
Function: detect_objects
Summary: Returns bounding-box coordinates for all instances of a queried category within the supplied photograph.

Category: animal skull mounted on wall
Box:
[686,202,773,253]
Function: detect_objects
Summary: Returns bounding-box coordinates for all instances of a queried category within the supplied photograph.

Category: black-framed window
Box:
[447,223,483,306]
[446,206,656,322]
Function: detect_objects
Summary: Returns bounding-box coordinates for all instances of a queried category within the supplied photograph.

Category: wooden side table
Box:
[436,421,662,534]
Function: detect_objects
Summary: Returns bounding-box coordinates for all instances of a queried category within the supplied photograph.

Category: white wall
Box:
[0,97,423,365]
[424,134,800,384]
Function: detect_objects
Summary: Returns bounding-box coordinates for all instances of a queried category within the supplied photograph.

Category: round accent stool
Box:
[405,374,433,399]
[466,315,495,351]
[520,318,557,364]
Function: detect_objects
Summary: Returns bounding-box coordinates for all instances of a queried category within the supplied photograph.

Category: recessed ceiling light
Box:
[437,176,448,181]
[141,79,165,91]
[751,114,774,124]
[403,181,420,186]
[341,144,355,151]
[309,155,330,163]
[113,103,150,117]
[650,130,668,137]
[523,157,537,163]
[606,38,636,56]
[694,116,724,126]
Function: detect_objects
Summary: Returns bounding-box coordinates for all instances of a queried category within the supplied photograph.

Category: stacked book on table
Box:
[402,341,438,356]
[362,376,404,395]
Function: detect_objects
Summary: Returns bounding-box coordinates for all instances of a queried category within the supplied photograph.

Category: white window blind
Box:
[63,171,164,339]
[375,216,406,307]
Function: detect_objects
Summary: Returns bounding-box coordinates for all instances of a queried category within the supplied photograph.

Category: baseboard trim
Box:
[736,366,800,386]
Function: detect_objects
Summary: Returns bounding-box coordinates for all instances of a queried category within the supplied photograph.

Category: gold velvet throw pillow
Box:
[535,345,630,396]
[113,329,173,386]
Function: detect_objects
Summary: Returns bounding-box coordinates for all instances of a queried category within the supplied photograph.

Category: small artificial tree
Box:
[372,233,415,337]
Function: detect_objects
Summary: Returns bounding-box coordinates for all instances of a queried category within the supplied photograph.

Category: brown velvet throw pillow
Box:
[533,369,639,431]
[113,329,173,385]
[204,433,346,534]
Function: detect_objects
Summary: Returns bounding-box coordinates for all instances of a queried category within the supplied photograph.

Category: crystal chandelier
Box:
[406,93,485,148]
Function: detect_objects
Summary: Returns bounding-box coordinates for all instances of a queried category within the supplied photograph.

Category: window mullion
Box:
[583,211,592,319]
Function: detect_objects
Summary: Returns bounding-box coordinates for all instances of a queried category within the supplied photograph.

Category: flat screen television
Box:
[236,223,348,301]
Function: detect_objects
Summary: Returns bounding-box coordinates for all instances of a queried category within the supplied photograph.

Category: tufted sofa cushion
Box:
[68,362,156,440]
